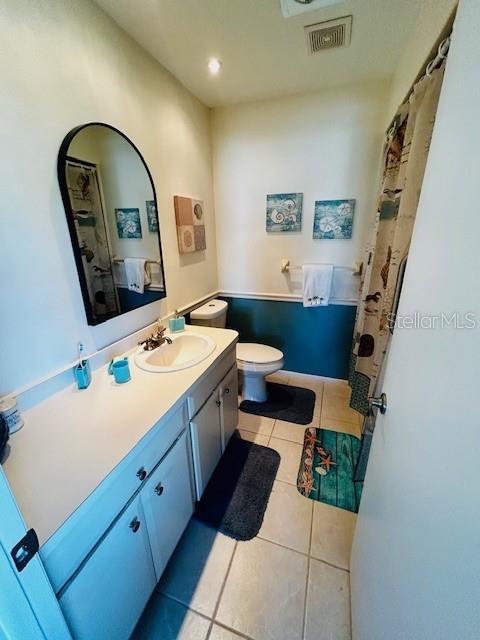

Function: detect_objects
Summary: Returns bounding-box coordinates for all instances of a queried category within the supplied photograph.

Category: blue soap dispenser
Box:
[169,309,185,333]
[73,342,92,390]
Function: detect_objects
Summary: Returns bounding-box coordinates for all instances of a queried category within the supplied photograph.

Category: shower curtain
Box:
[66,161,119,320]
[349,62,446,415]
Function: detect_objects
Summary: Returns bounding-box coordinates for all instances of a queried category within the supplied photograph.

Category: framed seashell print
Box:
[266,193,303,232]
[174,196,206,253]
[313,199,356,239]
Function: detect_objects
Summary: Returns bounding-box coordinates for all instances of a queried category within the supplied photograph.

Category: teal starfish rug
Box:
[297,427,363,513]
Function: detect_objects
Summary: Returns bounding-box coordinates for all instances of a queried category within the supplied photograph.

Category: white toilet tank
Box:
[190,299,228,328]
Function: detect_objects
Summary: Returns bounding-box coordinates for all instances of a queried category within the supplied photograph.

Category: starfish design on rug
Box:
[316,446,336,472]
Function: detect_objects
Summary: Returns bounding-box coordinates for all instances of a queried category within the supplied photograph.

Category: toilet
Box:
[190,299,284,402]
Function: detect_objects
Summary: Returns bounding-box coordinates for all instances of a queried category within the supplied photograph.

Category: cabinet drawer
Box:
[42,403,187,593]
[187,346,236,418]
[59,495,156,640]
[141,431,194,579]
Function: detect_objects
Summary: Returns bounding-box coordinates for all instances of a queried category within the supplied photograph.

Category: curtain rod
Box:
[387,33,452,139]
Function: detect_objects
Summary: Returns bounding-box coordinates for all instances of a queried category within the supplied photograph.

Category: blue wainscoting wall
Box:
[221,297,356,380]
[117,288,165,313]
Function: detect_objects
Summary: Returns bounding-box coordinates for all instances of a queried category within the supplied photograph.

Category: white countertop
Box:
[3,325,238,546]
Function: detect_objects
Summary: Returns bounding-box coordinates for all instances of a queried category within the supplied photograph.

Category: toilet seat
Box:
[236,343,284,374]
[236,343,284,402]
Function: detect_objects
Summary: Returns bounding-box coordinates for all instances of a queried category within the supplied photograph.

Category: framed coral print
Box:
[313,199,355,239]
[115,207,142,239]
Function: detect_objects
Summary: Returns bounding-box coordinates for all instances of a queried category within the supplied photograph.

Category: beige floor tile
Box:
[322,391,361,424]
[288,372,325,393]
[311,503,357,570]
[158,519,236,617]
[320,416,362,438]
[258,481,313,554]
[323,378,352,400]
[268,437,303,485]
[238,411,275,436]
[272,420,311,444]
[304,559,351,640]
[314,394,323,418]
[266,369,290,384]
[132,594,209,640]
[209,624,245,640]
[216,537,308,640]
[237,429,270,446]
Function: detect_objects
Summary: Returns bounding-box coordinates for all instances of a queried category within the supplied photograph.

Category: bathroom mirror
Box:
[58,123,166,325]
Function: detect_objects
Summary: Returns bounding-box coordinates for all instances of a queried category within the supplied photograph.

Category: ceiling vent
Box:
[305,15,352,54]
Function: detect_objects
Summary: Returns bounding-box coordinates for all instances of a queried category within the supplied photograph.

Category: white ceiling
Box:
[95,0,423,108]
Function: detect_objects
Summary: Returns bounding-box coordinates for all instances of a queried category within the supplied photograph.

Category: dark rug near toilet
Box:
[239,382,316,425]
[297,427,363,513]
[194,433,280,541]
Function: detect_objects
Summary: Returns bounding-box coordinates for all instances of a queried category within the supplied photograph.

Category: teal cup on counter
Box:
[108,357,131,384]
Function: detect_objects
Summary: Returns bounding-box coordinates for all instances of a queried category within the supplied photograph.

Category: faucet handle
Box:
[154,324,166,338]
[139,336,156,350]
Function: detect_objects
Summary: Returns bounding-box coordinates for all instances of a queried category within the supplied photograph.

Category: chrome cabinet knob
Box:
[129,517,140,533]
[136,467,147,481]
[154,482,164,496]
[368,392,387,414]
[224,387,230,394]
[216,400,221,407]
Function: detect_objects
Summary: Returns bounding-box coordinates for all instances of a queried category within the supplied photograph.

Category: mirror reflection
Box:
[59,124,166,325]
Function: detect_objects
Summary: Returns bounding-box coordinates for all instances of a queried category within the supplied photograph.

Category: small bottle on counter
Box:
[0,397,24,434]
[168,310,186,333]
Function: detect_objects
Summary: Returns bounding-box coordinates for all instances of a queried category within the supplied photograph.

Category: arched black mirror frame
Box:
[58,122,167,326]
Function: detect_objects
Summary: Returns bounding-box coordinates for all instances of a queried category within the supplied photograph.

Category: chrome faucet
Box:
[139,324,173,351]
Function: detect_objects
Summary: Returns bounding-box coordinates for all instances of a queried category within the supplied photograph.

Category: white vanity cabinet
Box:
[190,390,223,498]
[18,335,239,640]
[189,358,239,498]
[219,364,239,450]
[59,495,156,640]
[140,431,194,579]
[50,408,195,640]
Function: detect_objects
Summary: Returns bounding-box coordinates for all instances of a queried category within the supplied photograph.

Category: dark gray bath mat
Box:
[194,433,280,541]
[240,382,316,425]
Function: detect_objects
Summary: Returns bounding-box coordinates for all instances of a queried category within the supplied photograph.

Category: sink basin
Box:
[135,332,216,372]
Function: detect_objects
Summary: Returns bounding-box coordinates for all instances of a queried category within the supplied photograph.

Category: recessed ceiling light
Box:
[280,0,343,18]
[208,58,222,75]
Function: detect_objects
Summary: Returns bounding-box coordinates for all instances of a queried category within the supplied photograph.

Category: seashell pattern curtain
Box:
[349,63,446,415]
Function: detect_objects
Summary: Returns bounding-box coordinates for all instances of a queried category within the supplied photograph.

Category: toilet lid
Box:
[236,343,283,364]
[190,299,228,320]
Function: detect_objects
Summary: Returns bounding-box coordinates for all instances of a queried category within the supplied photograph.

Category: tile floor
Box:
[134,372,362,640]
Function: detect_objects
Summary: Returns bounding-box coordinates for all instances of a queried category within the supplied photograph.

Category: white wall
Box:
[212,81,389,296]
[386,0,457,122]
[351,0,480,637]
[0,0,218,395]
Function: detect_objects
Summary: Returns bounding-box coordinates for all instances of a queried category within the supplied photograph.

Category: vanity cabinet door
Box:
[140,431,194,579]
[220,365,239,451]
[189,391,223,499]
[59,495,155,640]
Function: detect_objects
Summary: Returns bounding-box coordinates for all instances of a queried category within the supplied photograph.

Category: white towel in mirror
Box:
[124,258,150,294]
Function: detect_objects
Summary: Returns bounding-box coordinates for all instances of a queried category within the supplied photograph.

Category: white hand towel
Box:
[302,264,334,308]
[124,258,148,294]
